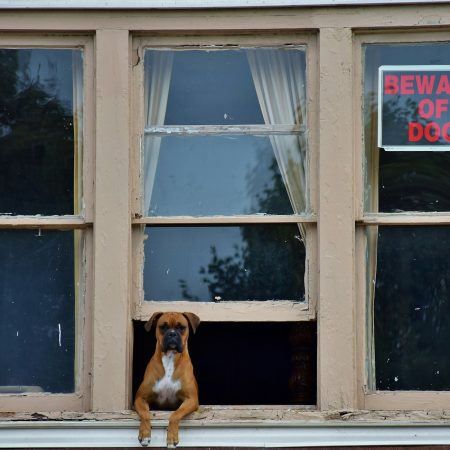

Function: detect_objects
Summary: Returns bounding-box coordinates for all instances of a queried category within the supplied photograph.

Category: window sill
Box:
[1,408,450,448]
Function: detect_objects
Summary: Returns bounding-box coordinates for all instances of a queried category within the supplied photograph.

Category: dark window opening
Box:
[133,321,316,406]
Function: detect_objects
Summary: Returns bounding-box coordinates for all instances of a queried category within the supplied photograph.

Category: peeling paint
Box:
[2,408,450,424]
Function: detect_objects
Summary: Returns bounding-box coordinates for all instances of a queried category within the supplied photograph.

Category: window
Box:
[132,37,317,405]
[0,36,92,411]
[361,35,450,407]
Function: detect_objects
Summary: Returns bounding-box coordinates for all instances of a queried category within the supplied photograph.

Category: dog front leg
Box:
[134,395,152,447]
[166,397,199,448]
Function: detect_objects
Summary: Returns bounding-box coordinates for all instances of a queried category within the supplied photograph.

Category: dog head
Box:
[145,312,200,354]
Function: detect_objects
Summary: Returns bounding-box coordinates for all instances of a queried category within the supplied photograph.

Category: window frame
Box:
[355,31,450,410]
[0,34,94,412]
[131,34,318,323]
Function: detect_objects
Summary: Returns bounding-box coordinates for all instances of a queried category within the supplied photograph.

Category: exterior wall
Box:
[1,1,450,437]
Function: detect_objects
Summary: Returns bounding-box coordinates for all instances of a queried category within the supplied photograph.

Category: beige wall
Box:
[2,3,450,413]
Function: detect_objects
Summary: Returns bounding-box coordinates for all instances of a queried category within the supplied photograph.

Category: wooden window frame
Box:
[131,34,319,324]
[354,31,450,410]
[0,34,94,412]
[6,4,450,417]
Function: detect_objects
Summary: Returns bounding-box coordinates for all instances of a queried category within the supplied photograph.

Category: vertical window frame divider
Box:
[355,30,450,411]
[131,34,318,326]
[0,34,94,413]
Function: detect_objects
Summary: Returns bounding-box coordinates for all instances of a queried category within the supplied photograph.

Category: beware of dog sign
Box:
[378,65,450,151]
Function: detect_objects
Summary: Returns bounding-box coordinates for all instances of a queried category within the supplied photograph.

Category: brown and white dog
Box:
[134,312,200,448]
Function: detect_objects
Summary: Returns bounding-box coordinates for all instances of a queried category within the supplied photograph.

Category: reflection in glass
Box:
[145,135,304,216]
[145,48,306,125]
[373,226,450,390]
[143,47,309,217]
[0,48,83,215]
[143,225,305,301]
[0,230,76,393]
[364,42,450,212]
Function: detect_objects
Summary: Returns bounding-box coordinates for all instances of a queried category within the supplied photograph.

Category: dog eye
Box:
[159,324,169,332]
[176,324,186,332]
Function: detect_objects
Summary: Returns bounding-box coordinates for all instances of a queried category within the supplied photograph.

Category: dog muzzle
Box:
[162,329,183,353]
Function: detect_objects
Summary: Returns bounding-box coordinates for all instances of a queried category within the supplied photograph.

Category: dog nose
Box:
[167,329,178,338]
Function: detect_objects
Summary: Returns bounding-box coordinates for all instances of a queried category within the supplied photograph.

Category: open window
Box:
[0,36,92,412]
[131,36,317,407]
[359,34,450,409]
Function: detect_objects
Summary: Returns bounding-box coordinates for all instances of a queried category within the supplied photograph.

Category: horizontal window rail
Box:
[144,124,306,136]
[135,300,313,322]
[0,216,92,230]
[133,214,317,225]
[358,213,450,226]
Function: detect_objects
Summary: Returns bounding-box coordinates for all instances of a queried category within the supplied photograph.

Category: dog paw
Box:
[139,437,151,447]
[167,444,177,449]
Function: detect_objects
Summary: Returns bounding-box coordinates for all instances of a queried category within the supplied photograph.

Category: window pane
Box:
[0,48,82,215]
[144,48,306,125]
[364,43,450,212]
[144,135,305,216]
[143,225,305,301]
[0,230,77,393]
[373,226,450,390]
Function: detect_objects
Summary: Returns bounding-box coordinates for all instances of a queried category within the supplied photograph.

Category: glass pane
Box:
[144,48,306,125]
[0,230,77,393]
[0,48,82,215]
[364,42,450,212]
[143,225,305,301]
[373,226,450,390]
[144,134,306,216]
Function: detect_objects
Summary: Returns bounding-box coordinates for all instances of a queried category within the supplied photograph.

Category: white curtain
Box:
[143,52,174,215]
[247,49,308,239]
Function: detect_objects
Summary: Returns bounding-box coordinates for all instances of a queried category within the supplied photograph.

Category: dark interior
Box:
[133,320,316,406]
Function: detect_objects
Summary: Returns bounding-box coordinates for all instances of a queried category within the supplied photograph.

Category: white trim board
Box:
[0,0,448,8]
[1,420,450,448]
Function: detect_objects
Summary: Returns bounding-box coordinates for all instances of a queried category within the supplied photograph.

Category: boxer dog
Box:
[134,312,200,448]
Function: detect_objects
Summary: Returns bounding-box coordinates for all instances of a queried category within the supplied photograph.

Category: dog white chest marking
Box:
[153,352,181,406]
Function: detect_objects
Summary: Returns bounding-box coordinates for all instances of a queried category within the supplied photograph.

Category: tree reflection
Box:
[179,151,305,302]
[366,90,450,212]
[0,49,74,215]
[365,87,450,390]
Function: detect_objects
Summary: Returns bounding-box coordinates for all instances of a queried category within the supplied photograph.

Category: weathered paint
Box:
[92,29,131,412]
[318,27,356,411]
[0,4,449,416]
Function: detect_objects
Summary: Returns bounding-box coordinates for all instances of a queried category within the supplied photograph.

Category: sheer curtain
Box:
[143,52,174,215]
[247,49,308,239]
[142,49,308,225]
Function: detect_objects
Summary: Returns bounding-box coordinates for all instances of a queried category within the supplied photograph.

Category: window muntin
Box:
[364,41,450,392]
[0,47,85,396]
[140,46,310,307]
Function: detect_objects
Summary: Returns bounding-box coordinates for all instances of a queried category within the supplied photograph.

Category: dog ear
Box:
[144,312,164,332]
[183,312,200,334]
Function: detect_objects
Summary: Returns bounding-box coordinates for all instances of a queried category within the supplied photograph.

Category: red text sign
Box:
[378,66,450,150]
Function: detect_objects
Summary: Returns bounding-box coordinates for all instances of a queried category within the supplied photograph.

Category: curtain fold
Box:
[143,52,174,215]
[247,49,308,239]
